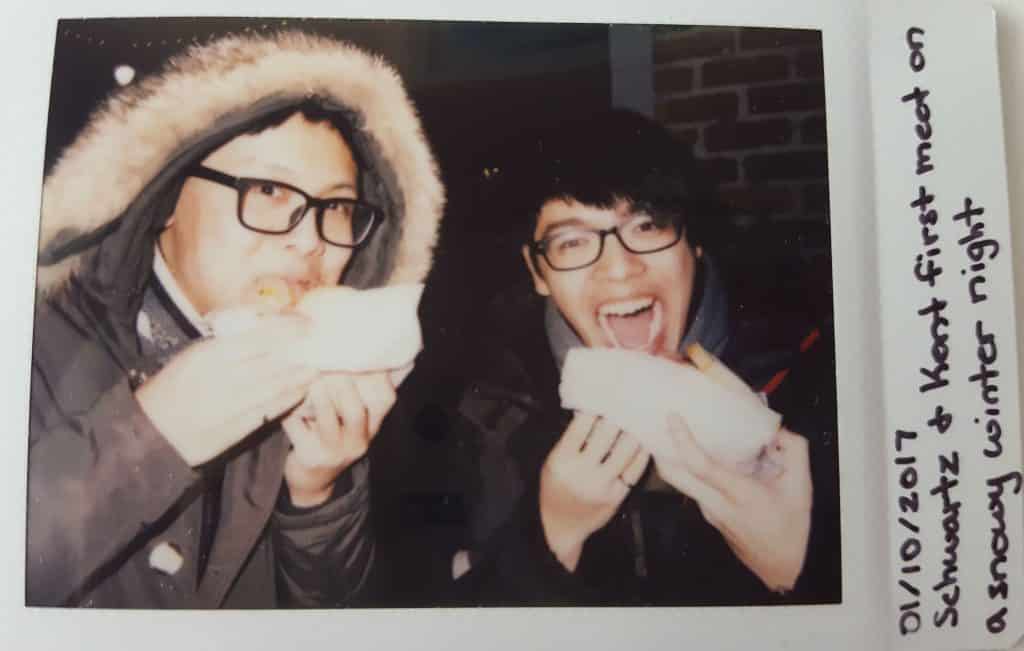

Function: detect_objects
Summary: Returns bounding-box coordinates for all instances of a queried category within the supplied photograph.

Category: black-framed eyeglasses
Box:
[187,165,382,248]
[530,214,684,271]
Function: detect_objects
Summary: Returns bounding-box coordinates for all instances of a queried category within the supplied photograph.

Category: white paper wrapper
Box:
[289,284,424,372]
[208,283,424,375]
[559,347,782,475]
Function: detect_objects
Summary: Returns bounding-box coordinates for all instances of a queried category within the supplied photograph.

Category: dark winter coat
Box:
[28,32,443,608]
[451,260,842,607]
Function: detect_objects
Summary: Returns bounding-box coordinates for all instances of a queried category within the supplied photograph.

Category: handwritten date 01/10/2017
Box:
[894,429,924,636]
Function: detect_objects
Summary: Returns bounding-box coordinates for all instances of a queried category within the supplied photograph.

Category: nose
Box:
[285,206,326,257]
[594,231,645,280]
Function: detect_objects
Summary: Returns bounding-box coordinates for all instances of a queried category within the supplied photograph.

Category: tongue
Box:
[607,310,653,349]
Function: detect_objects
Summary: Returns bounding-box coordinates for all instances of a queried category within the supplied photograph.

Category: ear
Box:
[521,245,551,297]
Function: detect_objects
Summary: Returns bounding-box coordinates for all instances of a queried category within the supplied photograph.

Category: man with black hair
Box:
[28,32,443,608]
[453,110,841,606]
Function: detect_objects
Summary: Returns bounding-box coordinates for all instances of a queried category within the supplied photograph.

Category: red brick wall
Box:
[653,26,828,226]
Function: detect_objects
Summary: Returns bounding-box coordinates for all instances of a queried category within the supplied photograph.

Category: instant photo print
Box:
[7,1,1023,651]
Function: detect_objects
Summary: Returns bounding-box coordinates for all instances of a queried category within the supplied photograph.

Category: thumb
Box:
[665,412,696,461]
[776,429,810,465]
[774,429,812,498]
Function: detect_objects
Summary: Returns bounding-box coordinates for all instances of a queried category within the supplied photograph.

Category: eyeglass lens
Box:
[240,181,374,246]
[543,217,680,270]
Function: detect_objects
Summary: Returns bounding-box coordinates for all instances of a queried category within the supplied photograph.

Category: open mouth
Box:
[246,276,316,310]
[597,297,663,351]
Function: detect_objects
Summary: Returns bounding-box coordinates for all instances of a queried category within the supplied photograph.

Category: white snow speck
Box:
[114,64,136,86]
[148,541,183,576]
[136,310,152,341]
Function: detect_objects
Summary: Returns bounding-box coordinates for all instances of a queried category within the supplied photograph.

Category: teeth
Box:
[597,299,663,350]
[598,296,655,317]
[649,302,662,347]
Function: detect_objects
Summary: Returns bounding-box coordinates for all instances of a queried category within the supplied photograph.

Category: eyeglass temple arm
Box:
[187,165,238,187]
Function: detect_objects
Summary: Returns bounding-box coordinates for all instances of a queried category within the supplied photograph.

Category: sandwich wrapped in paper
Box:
[559,345,782,476]
[208,279,424,379]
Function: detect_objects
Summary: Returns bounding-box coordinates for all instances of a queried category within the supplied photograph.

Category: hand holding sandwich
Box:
[135,313,319,466]
[539,413,650,572]
[557,341,813,591]
[655,415,812,592]
[280,370,398,507]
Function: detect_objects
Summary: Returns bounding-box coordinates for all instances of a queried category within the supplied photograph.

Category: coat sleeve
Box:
[454,485,597,606]
[26,362,200,606]
[766,323,843,604]
[270,457,374,608]
[449,396,594,606]
[786,429,843,603]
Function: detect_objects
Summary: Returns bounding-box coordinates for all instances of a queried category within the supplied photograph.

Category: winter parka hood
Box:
[37,31,444,309]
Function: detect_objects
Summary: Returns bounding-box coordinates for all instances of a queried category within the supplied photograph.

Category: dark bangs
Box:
[242,97,366,171]
[513,110,717,247]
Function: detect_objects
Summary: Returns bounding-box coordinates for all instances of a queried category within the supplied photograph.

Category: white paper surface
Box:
[869,2,1023,649]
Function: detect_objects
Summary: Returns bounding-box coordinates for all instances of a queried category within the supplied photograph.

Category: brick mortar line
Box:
[659,112,826,132]
[703,145,828,158]
[653,46,824,65]
[656,81,826,101]
[696,146,828,164]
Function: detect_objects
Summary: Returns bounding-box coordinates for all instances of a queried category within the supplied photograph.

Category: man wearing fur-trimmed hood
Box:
[28,32,444,608]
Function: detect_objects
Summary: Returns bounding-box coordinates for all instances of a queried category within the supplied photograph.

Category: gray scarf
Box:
[544,254,730,370]
[132,280,202,385]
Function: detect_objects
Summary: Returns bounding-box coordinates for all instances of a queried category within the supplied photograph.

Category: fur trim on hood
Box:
[38,31,444,297]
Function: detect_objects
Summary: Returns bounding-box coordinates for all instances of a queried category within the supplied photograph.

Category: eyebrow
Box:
[321,181,358,194]
[537,211,655,240]
[240,160,357,194]
[537,217,588,240]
